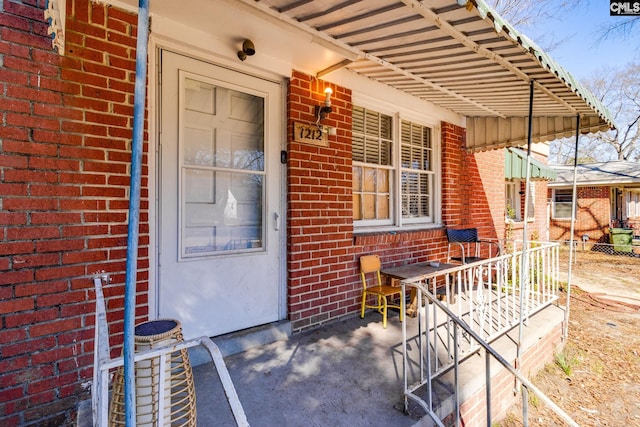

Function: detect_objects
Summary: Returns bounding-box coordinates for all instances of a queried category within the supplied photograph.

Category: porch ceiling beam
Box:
[317,59,354,78]
[400,0,578,115]
[239,0,505,117]
[358,54,506,117]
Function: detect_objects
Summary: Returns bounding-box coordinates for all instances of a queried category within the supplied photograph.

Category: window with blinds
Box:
[352,106,392,223]
[526,183,535,220]
[553,189,574,219]
[400,121,432,219]
[352,105,437,228]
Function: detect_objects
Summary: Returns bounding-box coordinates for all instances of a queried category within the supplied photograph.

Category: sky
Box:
[515,2,639,81]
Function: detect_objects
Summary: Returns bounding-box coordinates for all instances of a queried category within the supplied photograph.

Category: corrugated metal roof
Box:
[250,0,615,150]
[505,148,556,181]
[549,161,640,187]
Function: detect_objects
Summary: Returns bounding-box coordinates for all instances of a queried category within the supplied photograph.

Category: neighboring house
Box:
[549,161,640,242]
[504,147,557,242]
[0,0,613,424]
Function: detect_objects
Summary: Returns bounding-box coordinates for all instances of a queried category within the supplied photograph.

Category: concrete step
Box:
[190,320,292,366]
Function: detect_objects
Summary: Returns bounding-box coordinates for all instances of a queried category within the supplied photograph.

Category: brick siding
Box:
[549,186,611,241]
[286,71,356,331]
[0,1,148,425]
[286,74,506,332]
[1,1,536,423]
[460,323,563,426]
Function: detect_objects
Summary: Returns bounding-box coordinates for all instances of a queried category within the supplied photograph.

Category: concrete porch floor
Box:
[195,312,417,427]
[191,302,565,427]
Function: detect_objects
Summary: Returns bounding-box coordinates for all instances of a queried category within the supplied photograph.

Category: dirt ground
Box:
[500,249,640,426]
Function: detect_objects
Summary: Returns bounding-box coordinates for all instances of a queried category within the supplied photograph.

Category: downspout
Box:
[563,114,580,339]
[124,0,150,424]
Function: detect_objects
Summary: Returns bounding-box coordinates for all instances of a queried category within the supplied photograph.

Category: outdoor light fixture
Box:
[315,87,333,127]
[237,39,255,61]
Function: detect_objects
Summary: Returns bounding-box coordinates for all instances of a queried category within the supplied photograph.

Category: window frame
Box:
[351,96,441,231]
[505,180,522,221]
[625,190,640,218]
[526,182,535,221]
[351,106,395,227]
[505,179,537,223]
[552,188,574,220]
[399,119,436,224]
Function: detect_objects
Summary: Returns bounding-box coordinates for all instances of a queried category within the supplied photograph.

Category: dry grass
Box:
[499,249,640,426]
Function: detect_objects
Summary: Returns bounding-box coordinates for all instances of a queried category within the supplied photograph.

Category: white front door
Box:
[158,51,283,339]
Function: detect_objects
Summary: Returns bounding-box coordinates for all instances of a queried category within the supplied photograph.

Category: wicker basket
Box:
[109,319,197,427]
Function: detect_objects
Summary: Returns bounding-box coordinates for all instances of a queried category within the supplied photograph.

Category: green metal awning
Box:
[464,0,615,151]
[505,148,557,181]
[96,0,616,152]
[236,0,615,151]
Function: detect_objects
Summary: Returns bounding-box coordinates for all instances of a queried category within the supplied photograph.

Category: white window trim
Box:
[526,182,535,221]
[505,181,522,222]
[506,179,535,223]
[552,188,574,220]
[352,95,442,231]
[625,190,640,218]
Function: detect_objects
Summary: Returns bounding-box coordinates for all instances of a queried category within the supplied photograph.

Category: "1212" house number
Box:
[294,122,328,146]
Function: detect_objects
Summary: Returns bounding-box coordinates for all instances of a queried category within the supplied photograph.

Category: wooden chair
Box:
[359,255,403,328]
[446,228,501,264]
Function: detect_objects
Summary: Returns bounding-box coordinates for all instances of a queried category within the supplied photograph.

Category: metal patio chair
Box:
[446,228,501,265]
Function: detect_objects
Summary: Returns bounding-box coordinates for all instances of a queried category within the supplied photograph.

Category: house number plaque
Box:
[294,122,328,147]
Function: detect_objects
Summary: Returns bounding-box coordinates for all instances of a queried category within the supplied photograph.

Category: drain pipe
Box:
[563,115,580,339]
[123,0,150,425]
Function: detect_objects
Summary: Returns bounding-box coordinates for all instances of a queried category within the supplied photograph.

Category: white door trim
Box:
[147,42,287,327]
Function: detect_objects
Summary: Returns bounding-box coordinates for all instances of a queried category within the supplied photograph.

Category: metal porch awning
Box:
[246,0,615,149]
[505,148,556,181]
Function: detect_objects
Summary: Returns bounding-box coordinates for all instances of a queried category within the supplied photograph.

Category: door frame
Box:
[147,40,288,324]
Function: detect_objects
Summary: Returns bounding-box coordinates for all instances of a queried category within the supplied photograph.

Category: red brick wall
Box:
[286,76,505,331]
[470,149,506,240]
[549,186,610,241]
[441,122,466,227]
[0,1,148,424]
[0,3,516,422]
[442,125,505,240]
[286,71,355,331]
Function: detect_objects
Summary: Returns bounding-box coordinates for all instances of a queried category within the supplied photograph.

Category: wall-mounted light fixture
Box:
[237,39,255,61]
[315,87,333,127]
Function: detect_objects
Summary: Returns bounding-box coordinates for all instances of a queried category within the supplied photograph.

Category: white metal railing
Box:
[401,289,578,427]
[399,241,572,425]
[92,275,249,426]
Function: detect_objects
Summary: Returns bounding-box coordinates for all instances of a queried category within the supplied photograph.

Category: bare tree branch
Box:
[597,17,640,44]
[488,0,576,27]
[484,1,640,163]
[487,0,639,50]
[486,0,577,51]
[551,63,640,163]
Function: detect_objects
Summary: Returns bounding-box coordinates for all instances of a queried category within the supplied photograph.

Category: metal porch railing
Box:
[92,274,249,426]
[400,242,578,426]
